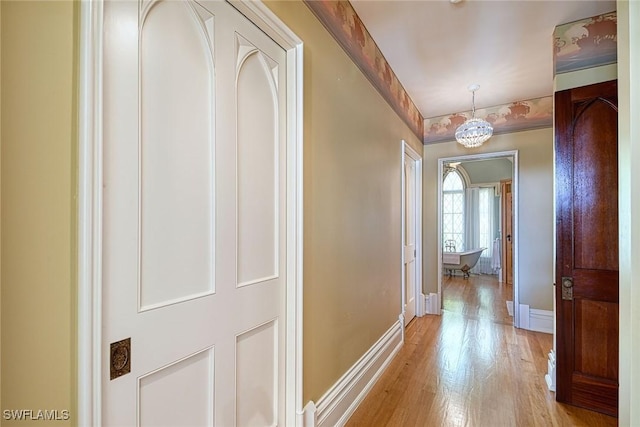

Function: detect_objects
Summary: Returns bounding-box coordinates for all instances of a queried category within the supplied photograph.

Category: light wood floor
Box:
[346,275,618,427]
[443,274,513,325]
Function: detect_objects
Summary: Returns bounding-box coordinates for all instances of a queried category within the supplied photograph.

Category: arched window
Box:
[443,170,465,252]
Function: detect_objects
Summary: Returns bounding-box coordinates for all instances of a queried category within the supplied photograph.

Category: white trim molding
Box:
[545,349,557,392]
[424,293,440,315]
[300,401,318,427]
[309,320,403,427]
[77,1,104,425]
[518,304,553,334]
[77,1,304,425]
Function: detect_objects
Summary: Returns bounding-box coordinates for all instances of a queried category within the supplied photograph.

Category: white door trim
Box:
[77,1,104,424]
[76,1,304,425]
[401,141,424,322]
[437,150,519,326]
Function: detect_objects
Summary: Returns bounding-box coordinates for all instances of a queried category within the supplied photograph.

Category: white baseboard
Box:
[530,309,554,333]
[518,304,553,334]
[417,293,426,316]
[306,319,403,427]
[518,304,530,329]
[424,293,440,315]
[545,349,556,392]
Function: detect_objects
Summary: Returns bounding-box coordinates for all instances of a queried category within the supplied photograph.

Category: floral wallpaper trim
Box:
[304,0,424,140]
[554,11,617,75]
[423,96,553,144]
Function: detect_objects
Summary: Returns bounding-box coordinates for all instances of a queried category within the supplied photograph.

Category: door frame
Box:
[401,141,424,321]
[76,1,304,425]
[437,150,520,327]
[499,179,514,285]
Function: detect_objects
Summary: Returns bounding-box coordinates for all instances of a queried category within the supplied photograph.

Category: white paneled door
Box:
[102,1,286,425]
[403,154,417,324]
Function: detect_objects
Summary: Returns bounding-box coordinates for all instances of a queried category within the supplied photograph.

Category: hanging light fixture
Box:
[455,84,493,148]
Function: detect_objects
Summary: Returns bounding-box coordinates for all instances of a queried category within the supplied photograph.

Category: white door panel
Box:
[103,0,286,425]
[139,0,215,310]
[138,348,215,426]
[236,33,280,287]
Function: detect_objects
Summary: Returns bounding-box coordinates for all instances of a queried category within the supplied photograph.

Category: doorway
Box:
[500,179,514,286]
[402,142,423,326]
[437,151,519,327]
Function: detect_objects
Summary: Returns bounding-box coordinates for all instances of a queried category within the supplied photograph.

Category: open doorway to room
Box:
[438,151,518,327]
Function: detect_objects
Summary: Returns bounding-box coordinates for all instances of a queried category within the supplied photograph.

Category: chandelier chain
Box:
[471,90,476,117]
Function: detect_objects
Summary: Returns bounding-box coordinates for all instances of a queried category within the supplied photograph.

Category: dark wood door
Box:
[555,80,618,417]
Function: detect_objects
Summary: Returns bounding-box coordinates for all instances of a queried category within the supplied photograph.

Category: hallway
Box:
[346,275,618,426]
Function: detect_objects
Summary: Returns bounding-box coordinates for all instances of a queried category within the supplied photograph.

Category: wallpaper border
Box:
[424,96,553,144]
[554,11,617,75]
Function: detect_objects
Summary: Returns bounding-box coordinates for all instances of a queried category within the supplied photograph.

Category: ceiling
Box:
[349,0,616,121]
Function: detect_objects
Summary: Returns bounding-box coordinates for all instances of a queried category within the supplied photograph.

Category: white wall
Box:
[423,128,554,311]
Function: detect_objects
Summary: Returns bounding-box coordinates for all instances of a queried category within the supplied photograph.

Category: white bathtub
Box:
[443,248,486,278]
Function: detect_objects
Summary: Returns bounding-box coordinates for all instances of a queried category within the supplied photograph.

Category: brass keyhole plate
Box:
[561,277,574,301]
[110,337,131,380]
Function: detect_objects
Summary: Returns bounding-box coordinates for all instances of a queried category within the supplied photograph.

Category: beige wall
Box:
[265,1,423,403]
[1,2,77,424]
[423,128,554,311]
[554,63,617,92]
[617,0,640,424]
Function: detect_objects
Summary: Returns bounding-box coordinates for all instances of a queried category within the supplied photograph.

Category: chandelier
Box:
[455,84,493,148]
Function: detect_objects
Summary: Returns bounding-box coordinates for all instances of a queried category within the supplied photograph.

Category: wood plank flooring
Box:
[443,274,513,325]
[346,275,618,427]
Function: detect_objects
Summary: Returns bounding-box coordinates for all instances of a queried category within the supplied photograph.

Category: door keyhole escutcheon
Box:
[110,337,131,380]
[562,277,574,301]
